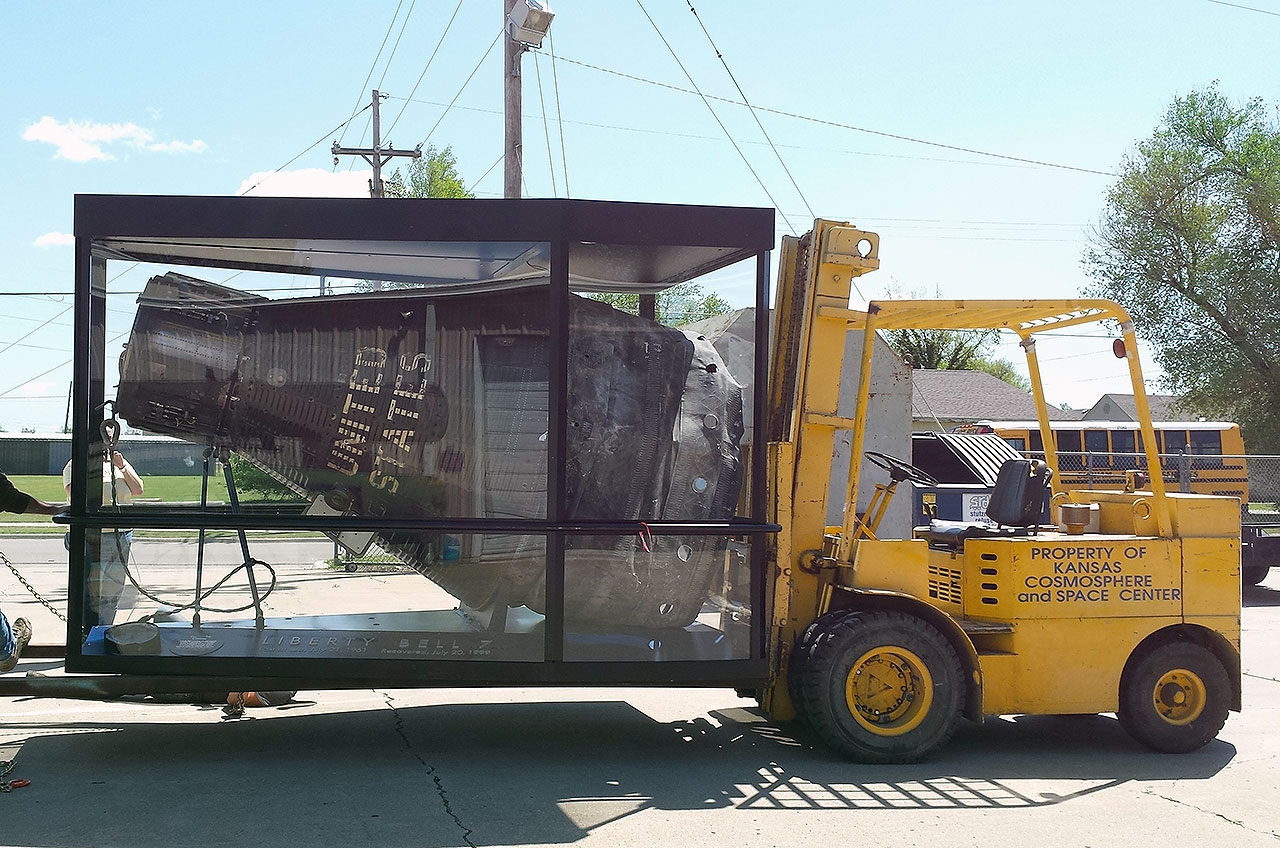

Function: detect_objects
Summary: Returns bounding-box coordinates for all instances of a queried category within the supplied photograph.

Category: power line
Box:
[382,92,1059,172]
[0,306,72,357]
[239,105,372,196]
[1206,0,1280,17]
[685,0,814,219]
[552,55,1116,178]
[468,152,505,190]
[337,0,404,152]
[385,0,465,139]
[633,0,802,237]
[376,0,418,92]
[417,29,504,151]
[533,45,558,197]
[547,33,570,196]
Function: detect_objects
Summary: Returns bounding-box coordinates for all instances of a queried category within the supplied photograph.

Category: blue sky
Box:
[2,0,1278,432]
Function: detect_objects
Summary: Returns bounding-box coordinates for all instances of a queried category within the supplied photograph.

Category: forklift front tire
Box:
[800,610,963,763]
[788,609,857,725]
[1118,641,1230,753]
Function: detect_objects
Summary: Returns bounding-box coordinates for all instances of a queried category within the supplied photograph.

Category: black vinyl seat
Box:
[923,459,1052,551]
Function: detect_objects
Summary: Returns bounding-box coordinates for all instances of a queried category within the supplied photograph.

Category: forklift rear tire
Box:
[1118,641,1230,753]
[799,610,963,763]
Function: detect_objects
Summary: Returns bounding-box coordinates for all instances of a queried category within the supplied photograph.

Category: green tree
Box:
[1084,84,1280,451]
[227,454,299,502]
[383,145,474,200]
[881,285,1031,390]
[588,281,733,326]
[350,145,476,293]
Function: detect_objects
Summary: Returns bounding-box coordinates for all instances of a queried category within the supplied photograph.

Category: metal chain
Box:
[1,549,67,624]
[1,755,20,793]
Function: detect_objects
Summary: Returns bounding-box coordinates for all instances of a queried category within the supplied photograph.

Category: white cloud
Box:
[33,231,74,248]
[237,168,373,198]
[18,381,55,397]
[146,139,208,154]
[22,116,207,162]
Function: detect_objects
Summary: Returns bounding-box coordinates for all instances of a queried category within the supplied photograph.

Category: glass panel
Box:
[1162,430,1189,453]
[1189,429,1224,470]
[562,534,752,662]
[1190,430,1222,455]
[1053,430,1082,475]
[74,526,547,663]
[1112,429,1137,469]
[567,249,755,522]
[1084,430,1111,468]
[96,242,550,522]
[1055,430,1082,452]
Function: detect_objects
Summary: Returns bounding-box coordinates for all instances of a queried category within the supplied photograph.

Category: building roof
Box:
[911,369,1078,424]
[1082,393,1190,421]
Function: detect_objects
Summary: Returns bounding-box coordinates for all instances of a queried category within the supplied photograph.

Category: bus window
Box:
[1190,430,1222,454]
[1190,429,1224,469]
[1003,437,1027,453]
[1029,430,1043,453]
[1084,430,1111,468]
[1162,430,1188,455]
[1112,429,1137,469]
[1055,430,1082,473]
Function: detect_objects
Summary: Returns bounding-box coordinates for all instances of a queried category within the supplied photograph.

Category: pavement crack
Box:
[381,691,476,847]
[1243,671,1280,684]
[1142,789,1279,839]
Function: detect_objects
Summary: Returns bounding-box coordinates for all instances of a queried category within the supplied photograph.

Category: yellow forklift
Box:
[11,198,1238,766]
[763,220,1241,761]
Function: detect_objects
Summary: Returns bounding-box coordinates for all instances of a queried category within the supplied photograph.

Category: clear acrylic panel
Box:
[561,533,752,662]
[94,241,551,523]
[75,526,548,663]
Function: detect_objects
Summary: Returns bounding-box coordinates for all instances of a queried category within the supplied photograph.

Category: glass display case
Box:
[66,196,774,687]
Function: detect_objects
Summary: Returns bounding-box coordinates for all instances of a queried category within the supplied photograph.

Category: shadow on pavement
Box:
[0,696,1235,848]
[1243,583,1280,607]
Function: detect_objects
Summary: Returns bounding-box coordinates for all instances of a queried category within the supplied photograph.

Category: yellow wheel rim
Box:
[1152,668,1207,726]
[845,646,933,736]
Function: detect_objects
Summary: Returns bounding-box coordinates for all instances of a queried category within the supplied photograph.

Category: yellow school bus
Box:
[966,420,1276,585]
[971,420,1248,497]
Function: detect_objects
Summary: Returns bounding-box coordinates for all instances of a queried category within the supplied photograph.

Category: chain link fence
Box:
[1024,450,1280,514]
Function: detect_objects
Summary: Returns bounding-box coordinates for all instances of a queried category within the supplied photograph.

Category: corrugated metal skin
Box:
[934,433,1022,486]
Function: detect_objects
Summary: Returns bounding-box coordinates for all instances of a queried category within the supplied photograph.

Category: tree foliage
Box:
[881,285,1032,391]
[353,145,475,293]
[384,145,473,200]
[1085,84,1280,451]
[588,281,733,326]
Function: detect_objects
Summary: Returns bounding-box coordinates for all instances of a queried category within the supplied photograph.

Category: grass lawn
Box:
[1,475,234,523]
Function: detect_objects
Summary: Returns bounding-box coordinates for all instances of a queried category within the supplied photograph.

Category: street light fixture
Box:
[507,0,554,48]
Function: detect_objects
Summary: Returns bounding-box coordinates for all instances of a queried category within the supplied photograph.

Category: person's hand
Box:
[112,451,126,468]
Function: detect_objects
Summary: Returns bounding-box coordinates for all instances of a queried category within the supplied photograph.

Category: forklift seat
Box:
[922,459,1052,551]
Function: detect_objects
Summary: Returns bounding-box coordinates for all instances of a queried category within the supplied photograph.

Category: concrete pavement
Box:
[2,536,1279,847]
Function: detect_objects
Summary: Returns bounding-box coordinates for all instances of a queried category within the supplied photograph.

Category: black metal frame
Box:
[58,195,777,691]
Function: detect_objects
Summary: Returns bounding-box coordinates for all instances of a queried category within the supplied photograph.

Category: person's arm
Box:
[112,452,145,496]
[23,496,64,516]
[0,472,63,515]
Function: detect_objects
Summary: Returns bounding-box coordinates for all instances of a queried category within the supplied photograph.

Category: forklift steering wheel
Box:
[865,451,939,487]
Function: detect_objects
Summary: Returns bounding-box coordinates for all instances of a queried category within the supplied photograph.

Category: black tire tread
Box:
[1118,640,1230,753]
[787,609,858,724]
[799,609,964,763]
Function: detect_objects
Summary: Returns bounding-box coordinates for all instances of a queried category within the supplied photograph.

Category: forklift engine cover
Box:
[116,273,744,629]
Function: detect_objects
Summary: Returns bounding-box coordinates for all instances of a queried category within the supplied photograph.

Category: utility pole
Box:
[332,90,422,198]
[503,1,555,198]
[504,0,524,199]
